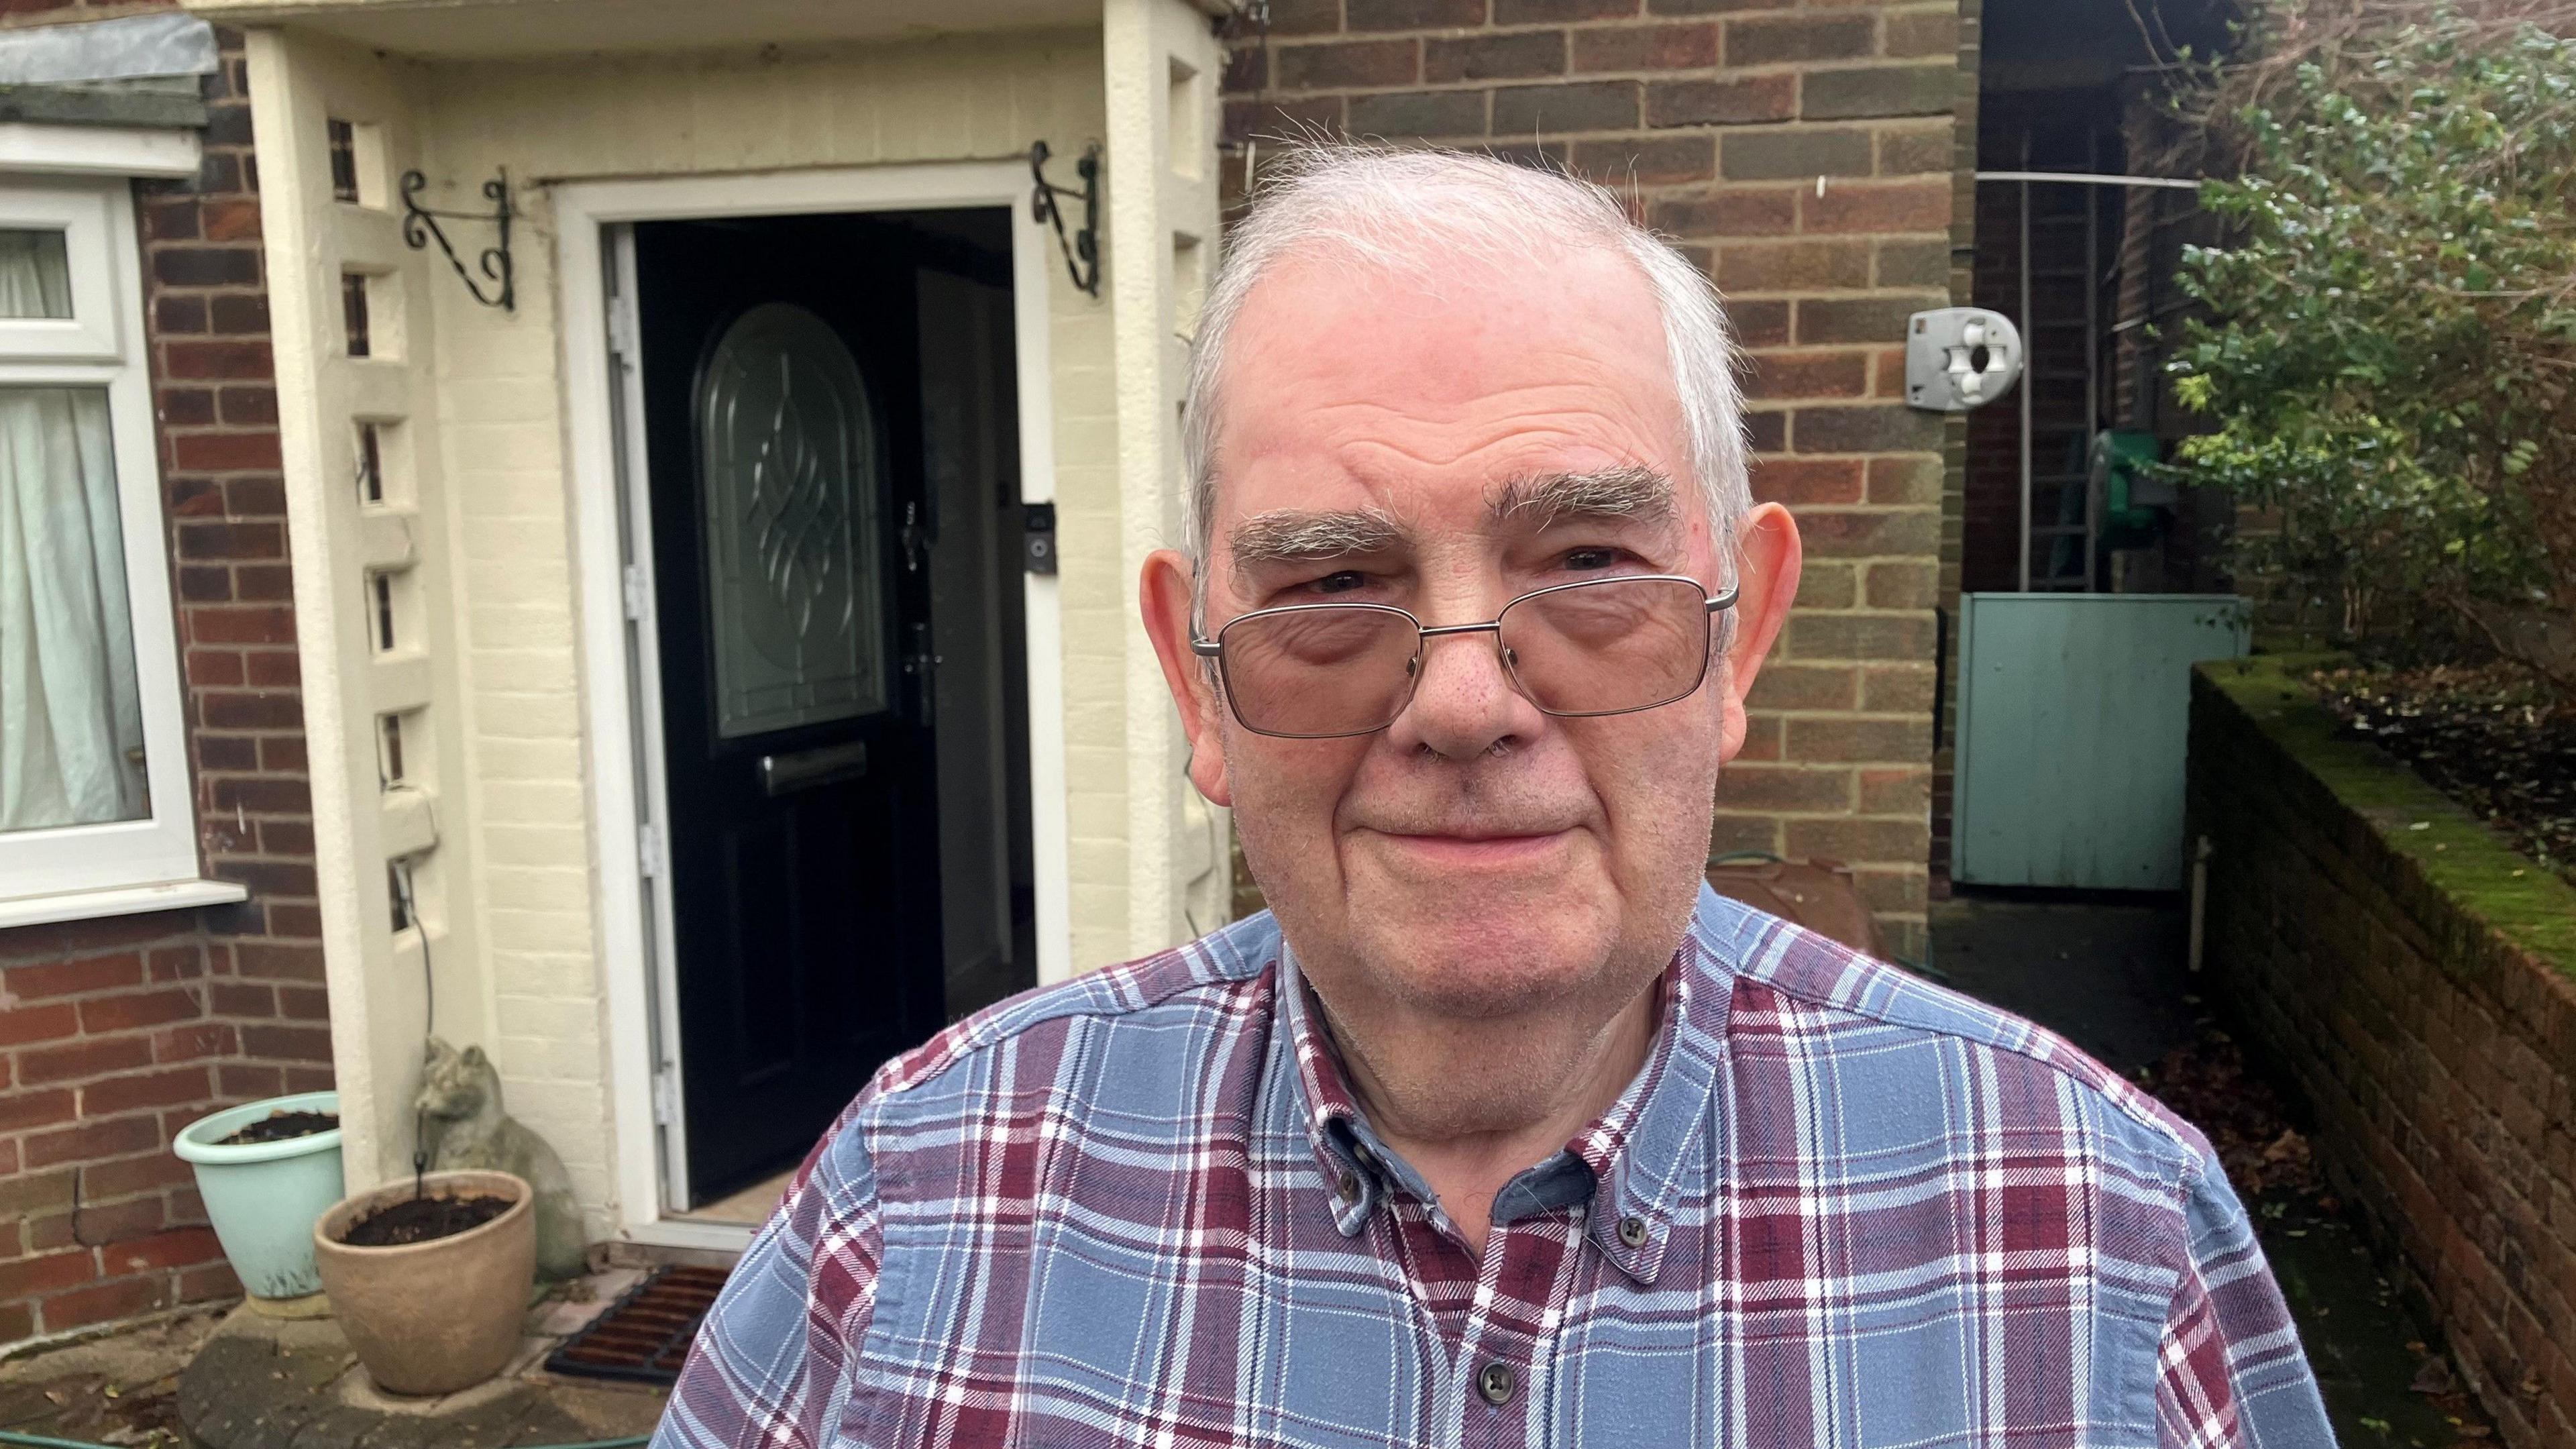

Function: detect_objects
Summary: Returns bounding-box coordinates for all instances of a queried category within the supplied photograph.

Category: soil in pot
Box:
[214,1109,339,1147]
[341,1191,512,1248]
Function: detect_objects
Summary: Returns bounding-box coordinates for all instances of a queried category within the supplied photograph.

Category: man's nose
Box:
[1382,624,1545,759]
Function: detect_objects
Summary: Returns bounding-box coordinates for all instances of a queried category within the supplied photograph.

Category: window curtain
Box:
[0,233,145,833]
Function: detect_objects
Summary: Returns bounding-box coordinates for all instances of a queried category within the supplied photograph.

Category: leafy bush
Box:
[2165,5,2576,696]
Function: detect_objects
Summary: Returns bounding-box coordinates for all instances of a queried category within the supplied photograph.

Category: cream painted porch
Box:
[179,0,1231,1248]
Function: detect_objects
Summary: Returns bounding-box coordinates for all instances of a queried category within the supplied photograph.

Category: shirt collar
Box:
[1275,886,1740,1283]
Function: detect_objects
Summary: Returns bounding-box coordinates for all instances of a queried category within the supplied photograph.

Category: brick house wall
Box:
[2192,659,2576,1449]
[0,19,323,1347]
[1221,0,1968,959]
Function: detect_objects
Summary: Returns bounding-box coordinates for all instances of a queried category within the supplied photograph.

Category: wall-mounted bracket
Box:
[400,168,514,313]
[1028,142,1100,299]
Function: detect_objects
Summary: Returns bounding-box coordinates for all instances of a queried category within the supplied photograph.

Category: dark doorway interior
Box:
[633,209,1036,1208]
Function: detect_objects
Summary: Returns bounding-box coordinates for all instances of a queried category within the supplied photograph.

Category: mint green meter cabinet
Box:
[1951,594,2250,890]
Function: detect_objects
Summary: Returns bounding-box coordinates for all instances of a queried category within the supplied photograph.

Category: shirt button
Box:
[1617,1215,1650,1248]
[1334,1174,1360,1203]
[1476,1360,1517,1406]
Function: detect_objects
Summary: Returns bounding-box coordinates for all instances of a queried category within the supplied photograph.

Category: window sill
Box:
[0,878,250,932]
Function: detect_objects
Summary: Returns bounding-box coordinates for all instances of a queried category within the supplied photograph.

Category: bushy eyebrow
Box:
[1486,466,1676,531]
[1228,505,1406,574]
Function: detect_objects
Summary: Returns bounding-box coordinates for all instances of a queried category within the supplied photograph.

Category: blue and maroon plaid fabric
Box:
[655,888,2333,1448]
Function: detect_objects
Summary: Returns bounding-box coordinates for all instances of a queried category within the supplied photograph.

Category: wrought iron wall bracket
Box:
[1028,142,1101,298]
[400,168,515,313]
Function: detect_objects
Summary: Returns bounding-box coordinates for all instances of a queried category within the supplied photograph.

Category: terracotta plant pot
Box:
[313,1169,535,1396]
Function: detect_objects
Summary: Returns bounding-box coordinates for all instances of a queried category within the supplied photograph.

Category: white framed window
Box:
[0,170,236,925]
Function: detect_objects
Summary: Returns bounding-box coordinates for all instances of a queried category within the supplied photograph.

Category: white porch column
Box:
[241,28,485,1187]
[1103,0,1230,955]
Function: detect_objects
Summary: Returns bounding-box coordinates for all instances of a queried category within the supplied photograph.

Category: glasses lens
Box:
[1499,577,1711,716]
[1218,606,1419,737]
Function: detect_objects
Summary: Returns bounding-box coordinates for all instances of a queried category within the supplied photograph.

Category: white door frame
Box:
[555,162,1069,1248]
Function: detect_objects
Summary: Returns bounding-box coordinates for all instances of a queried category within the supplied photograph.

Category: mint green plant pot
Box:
[174,1091,343,1300]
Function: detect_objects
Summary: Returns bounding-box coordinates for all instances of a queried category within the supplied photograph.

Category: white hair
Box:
[1180,144,1752,583]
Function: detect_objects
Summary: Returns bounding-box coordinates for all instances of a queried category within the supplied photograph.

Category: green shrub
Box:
[2167,5,2576,694]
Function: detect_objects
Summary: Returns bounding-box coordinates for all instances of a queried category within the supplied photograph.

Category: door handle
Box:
[759,742,869,796]
[902,621,940,731]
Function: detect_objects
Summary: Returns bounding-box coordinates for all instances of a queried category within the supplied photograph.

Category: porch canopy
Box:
[176,0,1234,1250]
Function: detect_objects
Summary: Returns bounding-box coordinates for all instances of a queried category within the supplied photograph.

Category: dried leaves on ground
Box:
[2137,1030,2323,1201]
[2315,663,2575,884]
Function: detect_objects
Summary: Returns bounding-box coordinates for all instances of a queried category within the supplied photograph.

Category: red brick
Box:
[1715,763,1853,812]
[76,1153,191,1199]
[174,521,284,564]
[1784,817,1930,861]
[198,690,303,731]
[201,201,262,242]
[275,987,329,1022]
[240,1024,331,1063]
[1743,661,1860,710]
[1749,457,1863,505]
[15,1036,154,1086]
[183,647,246,688]
[1743,350,1868,400]
[1717,238,1870,290]
[1644,73,1794,127]
[0,1251,96,1300]
[0,1087,77,1132]
[22,1112,161,1168]
[176,1259,242,1303]
[1652,186,1795,237]
[1796,509,1939,557]
[1572,21,1716,70]
[107,1226,222,1276]
[1799,178,1950,233]
[163,339,272,380]
[1425,31,1566,83]
[1567,135,1713,185]
[232,941,325,982]
[0,1002,78,1047]
[4,953,144,1000]
[152,1021,240,1065]
[1346,0,1485,26]
[189,604,296,646]
[80,1065,214,1116]
[1786,715,1931,763]
[1856,766,1931,815]
[1276,38,1418,91]
[206,981,276,1018]
[1723,12,1873,66]
[39,1273,168,1333]
[30,1197,164,1252]
[77,988,203,1035]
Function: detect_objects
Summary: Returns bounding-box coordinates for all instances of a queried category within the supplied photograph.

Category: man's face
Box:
[1144,246,1797,1025]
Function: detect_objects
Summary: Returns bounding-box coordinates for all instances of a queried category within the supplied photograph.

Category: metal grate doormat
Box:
[543,1265,732,1385]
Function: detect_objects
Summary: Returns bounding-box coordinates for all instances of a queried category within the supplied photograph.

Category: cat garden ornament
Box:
[415,1038,589,1279]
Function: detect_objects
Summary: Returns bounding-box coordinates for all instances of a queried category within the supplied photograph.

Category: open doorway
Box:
[619,208,1038,1219]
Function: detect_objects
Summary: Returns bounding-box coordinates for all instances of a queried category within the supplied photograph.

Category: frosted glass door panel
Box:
[696,303,885,738]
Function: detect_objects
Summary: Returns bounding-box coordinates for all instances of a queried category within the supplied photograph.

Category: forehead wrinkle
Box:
[1486,466,1676,532]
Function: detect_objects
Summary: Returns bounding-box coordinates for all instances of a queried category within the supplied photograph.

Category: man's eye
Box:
[1559,547,1627,572]
[1309,570,1371,594]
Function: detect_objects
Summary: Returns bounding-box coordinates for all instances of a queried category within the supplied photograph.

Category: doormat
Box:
[543,1265,733,1385]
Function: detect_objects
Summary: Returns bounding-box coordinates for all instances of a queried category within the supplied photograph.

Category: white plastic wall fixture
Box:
[1904,306,2025,412]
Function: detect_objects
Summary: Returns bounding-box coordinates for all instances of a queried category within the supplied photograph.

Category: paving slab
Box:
[173,1271,670,1449]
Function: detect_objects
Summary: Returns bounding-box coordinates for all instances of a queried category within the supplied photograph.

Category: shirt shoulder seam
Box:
[1724,930,2205,1182]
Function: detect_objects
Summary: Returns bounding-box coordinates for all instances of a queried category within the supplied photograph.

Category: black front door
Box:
[635,215,948,1205]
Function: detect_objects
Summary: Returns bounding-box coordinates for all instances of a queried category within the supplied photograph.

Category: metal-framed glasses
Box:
[1191,574,1739,740]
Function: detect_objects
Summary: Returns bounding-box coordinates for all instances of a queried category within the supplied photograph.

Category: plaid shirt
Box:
[656,889,2334,1448]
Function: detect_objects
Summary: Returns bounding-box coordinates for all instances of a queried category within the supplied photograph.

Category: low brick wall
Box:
[2190,657,2576,1448]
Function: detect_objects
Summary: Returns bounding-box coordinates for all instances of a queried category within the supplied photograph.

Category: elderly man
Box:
[658,147,2332,1448]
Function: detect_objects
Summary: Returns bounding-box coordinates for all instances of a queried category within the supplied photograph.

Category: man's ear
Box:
[1140,547,1233,807]
[1716,502,1801,763]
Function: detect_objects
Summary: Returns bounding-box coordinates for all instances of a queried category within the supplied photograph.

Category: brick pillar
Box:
[0,25,321,1347]
[1222,0,1964,959]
